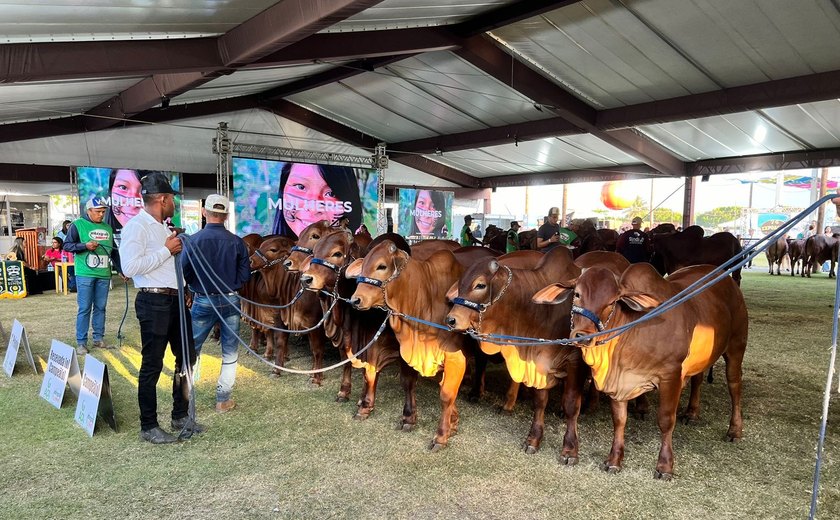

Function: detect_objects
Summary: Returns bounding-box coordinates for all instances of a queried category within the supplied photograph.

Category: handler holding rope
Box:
[181,195,250,414]
[121,172,201,444]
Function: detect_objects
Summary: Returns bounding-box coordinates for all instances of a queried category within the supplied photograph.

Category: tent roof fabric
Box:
[1,0,840,188]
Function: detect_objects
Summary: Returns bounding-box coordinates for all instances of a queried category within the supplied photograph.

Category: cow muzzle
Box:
[300,274,313,289]
[283,259,294,270]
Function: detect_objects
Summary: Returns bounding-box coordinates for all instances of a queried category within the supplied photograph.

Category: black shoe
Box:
[171,416,206,439]
[140,426,178,444]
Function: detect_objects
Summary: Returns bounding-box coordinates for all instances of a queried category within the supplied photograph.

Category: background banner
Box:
[232,157,379,238]
[397,188,454,240]
[75,167,182,244]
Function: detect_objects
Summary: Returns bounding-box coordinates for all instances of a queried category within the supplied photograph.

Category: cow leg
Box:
[631,393,649,420]
[336,338,352,402]
[523,388,548,455]
[271,330,289,378]
[831,257,837,279]
[306,331,327,387]
[468,350,488,403]
[559,362,584,465]
[355,363,378,420]
[679,372,704,424]
[723,350,745,442]
[500,381,520,415]
[603,398,627,474]
[654,379,681,480]
[582,379,600,414]
[397,360,418,432]
[430,351,467,452]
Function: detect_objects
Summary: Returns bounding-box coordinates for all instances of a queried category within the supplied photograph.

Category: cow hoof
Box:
[496,406,514,416]
[269,371,281,379]
[653,469,673,481]
[428,441,447,453]
[726,433,742,443]
[679,414,699,425]
[467,393,480,404]
[353,412,370,421]
[335,395,349,403]
[560,455,578,466]
[397,422,415,432]
[632,411,647,421]
[523,444,538,455]
[601,462,621,474]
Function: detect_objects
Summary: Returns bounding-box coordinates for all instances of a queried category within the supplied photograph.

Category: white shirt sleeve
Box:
[120,222,171,278]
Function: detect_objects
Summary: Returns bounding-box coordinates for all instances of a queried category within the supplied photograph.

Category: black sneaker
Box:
[140,426,178,444]
[171,416,206,439]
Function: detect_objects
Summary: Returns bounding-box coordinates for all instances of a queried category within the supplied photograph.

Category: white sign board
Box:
[74,355,117,436]
[3,319,37,377]
[39,340,81,409]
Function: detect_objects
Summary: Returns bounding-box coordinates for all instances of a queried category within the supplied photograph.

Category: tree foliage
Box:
[652,208,682,225]
[695,206,743,228]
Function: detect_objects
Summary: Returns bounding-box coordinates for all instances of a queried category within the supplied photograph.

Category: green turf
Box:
[1,270,839,519]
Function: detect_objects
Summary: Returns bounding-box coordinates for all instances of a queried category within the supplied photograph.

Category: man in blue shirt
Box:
[181,194,250,413]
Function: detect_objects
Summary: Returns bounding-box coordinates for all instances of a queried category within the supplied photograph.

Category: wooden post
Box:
[817,167,829,232]
[561,184,568,226]
[682,176,696,228]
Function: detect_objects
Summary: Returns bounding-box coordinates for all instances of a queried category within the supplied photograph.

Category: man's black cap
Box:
[140,172,176,195]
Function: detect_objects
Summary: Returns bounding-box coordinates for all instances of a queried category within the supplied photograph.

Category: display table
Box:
[54,262,74,295]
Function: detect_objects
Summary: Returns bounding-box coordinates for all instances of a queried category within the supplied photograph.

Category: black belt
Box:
[140,287,179,296]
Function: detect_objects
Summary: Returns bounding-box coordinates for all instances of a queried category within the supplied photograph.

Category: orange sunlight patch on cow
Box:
[682,323,716,379]
[499,345,553,389]
[581,338,618,391]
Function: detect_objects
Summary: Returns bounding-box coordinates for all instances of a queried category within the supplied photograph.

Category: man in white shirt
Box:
[121,172,201,444]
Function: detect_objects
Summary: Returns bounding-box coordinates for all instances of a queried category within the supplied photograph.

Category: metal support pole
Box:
[682,176,696,228]
[374,142,388,236]
[69,166,80,218]
[213,122,232,199]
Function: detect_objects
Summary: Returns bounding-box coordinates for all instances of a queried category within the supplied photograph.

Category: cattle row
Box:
[234,222,748,480]
[764,234,838,278]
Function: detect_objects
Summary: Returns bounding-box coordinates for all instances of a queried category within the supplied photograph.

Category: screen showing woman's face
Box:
[111,169,142,226]
[414,190,438,236]
[282,163,344,237]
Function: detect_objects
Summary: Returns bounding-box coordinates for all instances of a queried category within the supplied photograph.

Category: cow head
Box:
[300,228,355,292]
[250,236,295,271]
[533,265,663,344]
[445,258,507,331]
[284,220,332,271]
[346,240,409,311]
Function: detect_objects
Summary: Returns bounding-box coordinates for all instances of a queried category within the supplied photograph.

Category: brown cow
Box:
[247,236,296,359]
[250,235,330,386]
[445,247,587,462]
[788,238,806,276]
[411,238,460,260]
[533,263,748,479]
[346,242,494,451]
[765,237,788,275]
[651,225,743,285]
[299,228,413,419]
[803,234,839,278]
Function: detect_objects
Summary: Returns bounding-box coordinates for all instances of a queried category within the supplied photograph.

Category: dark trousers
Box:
[135,291,196,431]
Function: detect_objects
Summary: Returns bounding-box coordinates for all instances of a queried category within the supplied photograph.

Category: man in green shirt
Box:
[460,215,479,246]
[63,197,121,355]
[506,221,521,253]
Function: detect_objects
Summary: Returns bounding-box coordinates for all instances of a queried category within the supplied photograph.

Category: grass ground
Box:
[1,268,839,519]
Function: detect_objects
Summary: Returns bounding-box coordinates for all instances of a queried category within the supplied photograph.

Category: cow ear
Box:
[445,282,459,302]
[345,258,364,278]
[394,248,410,267]
[619,291,660,312]
[488,259,499,274]
[349,241,361,260]
[532,282,574,305]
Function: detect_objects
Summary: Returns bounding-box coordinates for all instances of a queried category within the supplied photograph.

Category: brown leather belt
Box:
[140,287,179,296]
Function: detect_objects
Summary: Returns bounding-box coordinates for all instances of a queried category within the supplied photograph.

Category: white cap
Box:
[204,194,230,214]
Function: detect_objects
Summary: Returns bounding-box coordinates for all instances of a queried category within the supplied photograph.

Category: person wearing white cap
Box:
[121,172,200,444]
[63,196,121,355]
[180,194,250,414]
[616,216,651,264]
